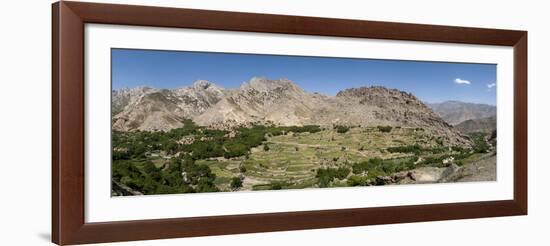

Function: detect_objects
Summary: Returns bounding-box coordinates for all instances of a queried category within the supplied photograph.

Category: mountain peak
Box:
[336,86,416,100]
[249,76,269,83]
[241,77,297,92]
[192,80,213,90]
[113,86,157,95]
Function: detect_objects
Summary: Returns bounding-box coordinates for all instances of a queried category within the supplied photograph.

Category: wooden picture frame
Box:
[52,1,527,245]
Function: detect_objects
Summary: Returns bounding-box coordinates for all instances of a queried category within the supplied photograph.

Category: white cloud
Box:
[454,78,471,85]
[487,83,496,88]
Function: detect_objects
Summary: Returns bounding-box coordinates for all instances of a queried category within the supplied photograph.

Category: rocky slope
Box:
[194,77,317,126]
[112,77,471,146]
[330,87,471,146]
[454,116,496,134]
[112,81,225,131]
[427,101,496,125]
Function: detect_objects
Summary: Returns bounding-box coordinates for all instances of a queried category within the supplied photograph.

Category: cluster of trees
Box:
[316,167,350,187]
[112,120,326,195]
[112,155,219,195]
[112,160,167,194]
[346,156,425,187]
[413,133,492,168]
[387,144,422,155]
[230,177,243,190]
[113,120,323,162]
[469,132,491,153]
[386,144,448,155]
[382,132,493,169]
[418,150,475,167]
[112,119,202,160]
[347,175,371,186]
[277,125,322,134]
[419,155,453,168]
[352,158,382,174]
[252,181,289,190]
[352,157,417,178]
[263,125,321,136]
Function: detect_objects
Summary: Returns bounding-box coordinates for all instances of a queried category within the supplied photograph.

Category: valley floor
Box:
[194,127,495,191]
[110,124,496,195]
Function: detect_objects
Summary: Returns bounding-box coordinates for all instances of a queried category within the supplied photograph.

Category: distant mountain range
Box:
[112,77,472,146]
[427,101,496,125]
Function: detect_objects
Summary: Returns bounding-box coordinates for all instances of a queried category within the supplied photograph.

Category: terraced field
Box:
[195,126,476,191]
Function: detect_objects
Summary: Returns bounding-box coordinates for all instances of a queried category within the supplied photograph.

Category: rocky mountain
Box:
[454,116,496,134]
[112,77,471,146]
[333,87,469,145]
[427,101,496,125]
[194,77,317,126]
[112,87,158,116]
[112,80,225,131]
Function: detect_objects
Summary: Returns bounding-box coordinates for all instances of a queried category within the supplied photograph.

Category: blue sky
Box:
[112,48,497,105]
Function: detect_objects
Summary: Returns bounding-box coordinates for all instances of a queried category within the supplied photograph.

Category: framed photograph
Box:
[52,1,527,245]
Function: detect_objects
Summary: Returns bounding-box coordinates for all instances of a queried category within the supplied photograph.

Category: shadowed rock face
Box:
[112,77,471,146]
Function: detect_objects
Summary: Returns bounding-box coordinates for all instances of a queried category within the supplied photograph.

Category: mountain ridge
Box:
[112,77,471,146]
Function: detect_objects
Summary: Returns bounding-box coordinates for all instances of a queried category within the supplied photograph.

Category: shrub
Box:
[316,167,350,187]
[451,146,466,152]
[377,126,393,133]
[428,147,447,154]
[112,149,131,160]
[196,179,219,193]
[366,169,385,180]
[271,183,283,190]
[387,145,421,155]
[420,155,450,167]
[352,158,382,174]
[469,132,490,153]
[347,175,370,186]
[111,157,216,195]
[230,177,243,190]
[239,165,247,173]
[334,125,350,134]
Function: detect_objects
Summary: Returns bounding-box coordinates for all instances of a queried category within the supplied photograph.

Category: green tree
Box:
[334,125,350,134]
[230,177,243,190]
[377,126,393,133]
